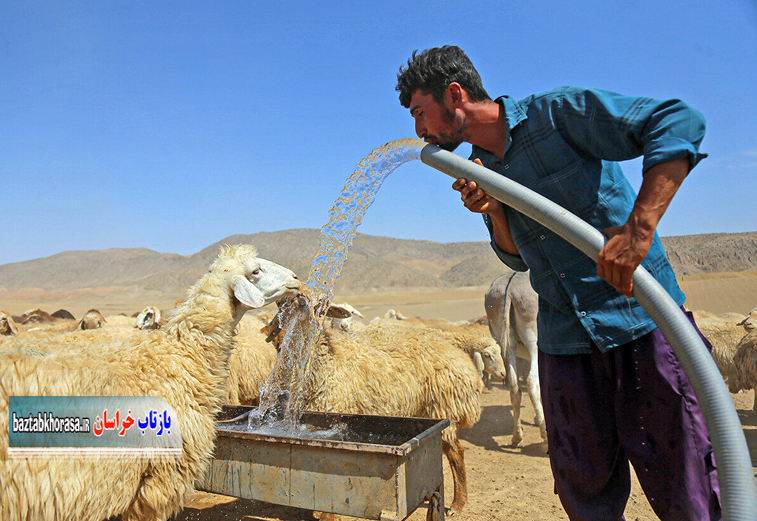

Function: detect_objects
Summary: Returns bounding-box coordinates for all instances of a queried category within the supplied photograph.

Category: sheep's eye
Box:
[251,268,262,276]
[485,353,492,359]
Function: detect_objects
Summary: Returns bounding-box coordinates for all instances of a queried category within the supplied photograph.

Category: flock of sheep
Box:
[1,244,756,521]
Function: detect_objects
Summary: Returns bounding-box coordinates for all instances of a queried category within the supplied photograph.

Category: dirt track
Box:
[177,385,757,521]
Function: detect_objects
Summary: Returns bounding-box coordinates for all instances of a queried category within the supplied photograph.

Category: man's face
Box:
[409,89,467,152]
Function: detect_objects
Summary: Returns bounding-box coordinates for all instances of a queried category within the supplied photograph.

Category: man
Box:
[396,45,720,521]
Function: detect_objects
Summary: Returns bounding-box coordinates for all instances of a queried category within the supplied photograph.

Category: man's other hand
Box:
[597,221,654,299]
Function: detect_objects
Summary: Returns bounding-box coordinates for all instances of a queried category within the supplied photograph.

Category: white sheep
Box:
[266,298,484,516]
[728,329,757,411]
[485,271,547,447]
[0,313,150,355]
[1,311,19,336]
[369,308,409,323]
[693,310,754,387]
[247,310,275,329]
[371,313,507,383]
[0,245,301,521]
[456,335,506,387]
[134,306,162,330]
[224,314,279,406]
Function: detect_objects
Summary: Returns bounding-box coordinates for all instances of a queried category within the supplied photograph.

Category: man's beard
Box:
[434,107,467,152]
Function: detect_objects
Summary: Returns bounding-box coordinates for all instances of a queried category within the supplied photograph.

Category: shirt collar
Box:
[471,95,528,161]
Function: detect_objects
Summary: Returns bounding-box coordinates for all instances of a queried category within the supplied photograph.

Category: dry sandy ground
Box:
[176,386,757,521]
[347,271,757,322]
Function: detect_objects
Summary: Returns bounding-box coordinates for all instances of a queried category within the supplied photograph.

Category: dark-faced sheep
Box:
[0,311,18,336]
[52,309,76,320]
[76,309,107,330]
[327,301,364,332]
[18,309,56,325]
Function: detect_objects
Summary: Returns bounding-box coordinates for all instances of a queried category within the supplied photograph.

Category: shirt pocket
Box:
[533,159,601,219]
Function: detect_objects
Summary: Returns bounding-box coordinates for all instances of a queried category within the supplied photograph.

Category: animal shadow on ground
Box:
[734,405,757,466]
[458,403,512,452]
[743,429,757,468]
[737,408,757,428]
[458,402,547,457]
[176,494,319,521]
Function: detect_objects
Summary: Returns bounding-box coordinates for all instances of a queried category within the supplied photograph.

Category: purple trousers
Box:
[538,310,721,521]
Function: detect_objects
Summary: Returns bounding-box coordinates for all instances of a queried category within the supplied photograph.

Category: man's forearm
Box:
[489,207,520,256]
[631,157,690,234]
[452,168,520,256]
[597,156,690,297]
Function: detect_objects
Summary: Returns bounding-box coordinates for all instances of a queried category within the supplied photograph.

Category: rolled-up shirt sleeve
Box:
[483,214,529,272]
[553,87,707,174]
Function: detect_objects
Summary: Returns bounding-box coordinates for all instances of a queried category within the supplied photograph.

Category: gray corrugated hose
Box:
[419,143,757,521]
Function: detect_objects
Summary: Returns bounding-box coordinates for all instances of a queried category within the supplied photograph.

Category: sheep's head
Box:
[328,302,364,332]
[263,293,348,351]
[384,308,408,320]
[77,309,106,330]
[738,306,757,331]
[479,341,507,380]
[135,306,162,330]
[0,311,19,336]
[728,377,743,394]
[209,245,301,315]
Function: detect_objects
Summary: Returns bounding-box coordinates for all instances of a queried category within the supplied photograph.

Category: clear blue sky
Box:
[1,1,756,266]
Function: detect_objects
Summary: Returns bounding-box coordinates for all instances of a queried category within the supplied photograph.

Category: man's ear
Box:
[447,82,464,107]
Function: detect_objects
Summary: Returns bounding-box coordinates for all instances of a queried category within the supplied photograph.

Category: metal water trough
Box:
[200,405,449,520]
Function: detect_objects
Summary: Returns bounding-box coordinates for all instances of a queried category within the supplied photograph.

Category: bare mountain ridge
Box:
[1,229,756,300]
[661,232,757,275]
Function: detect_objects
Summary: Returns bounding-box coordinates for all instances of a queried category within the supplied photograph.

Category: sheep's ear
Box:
[232,276,266,308]
[472,351,485,378]
[326,304,352,319]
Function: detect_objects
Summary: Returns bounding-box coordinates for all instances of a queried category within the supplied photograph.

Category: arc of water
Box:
[255,138,427,429]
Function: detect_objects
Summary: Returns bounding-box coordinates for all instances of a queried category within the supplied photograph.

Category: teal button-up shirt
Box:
[472,86,705,354]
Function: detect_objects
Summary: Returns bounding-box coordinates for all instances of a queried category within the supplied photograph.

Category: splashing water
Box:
[306,138,426,301]
[250,138,426,432]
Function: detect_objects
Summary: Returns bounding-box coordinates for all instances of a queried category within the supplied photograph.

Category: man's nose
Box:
[415,120,426,139]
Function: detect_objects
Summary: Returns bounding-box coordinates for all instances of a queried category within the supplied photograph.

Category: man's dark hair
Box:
[396,46,491,108]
